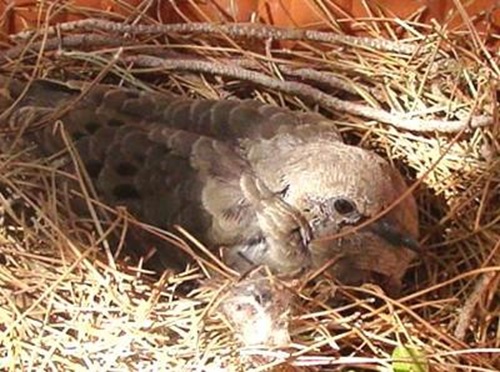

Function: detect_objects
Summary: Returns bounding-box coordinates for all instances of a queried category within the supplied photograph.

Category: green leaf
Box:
[392,345,429,372]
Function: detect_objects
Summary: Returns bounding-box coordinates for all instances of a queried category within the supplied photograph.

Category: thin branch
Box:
[454,271,499,340]
[1,34,129,64]
[278,65,361,96]
[123,55,494,133]
[10,19,418,54]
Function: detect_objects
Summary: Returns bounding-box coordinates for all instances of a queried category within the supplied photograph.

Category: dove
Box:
[0,76,419,293]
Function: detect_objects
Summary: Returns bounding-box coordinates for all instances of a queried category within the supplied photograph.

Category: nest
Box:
[0,3,499,371]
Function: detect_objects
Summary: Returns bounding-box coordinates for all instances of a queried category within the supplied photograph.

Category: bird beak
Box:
[368,217,420,253]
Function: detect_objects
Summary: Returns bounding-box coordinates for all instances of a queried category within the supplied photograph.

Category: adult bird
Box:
[0,76,420,293]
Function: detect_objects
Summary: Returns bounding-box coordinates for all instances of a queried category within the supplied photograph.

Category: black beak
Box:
[368,218,420,253]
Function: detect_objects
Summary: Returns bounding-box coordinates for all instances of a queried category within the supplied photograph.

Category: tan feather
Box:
[1,76,419,292]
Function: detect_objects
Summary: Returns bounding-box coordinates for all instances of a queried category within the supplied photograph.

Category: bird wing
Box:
[1,77,319,272]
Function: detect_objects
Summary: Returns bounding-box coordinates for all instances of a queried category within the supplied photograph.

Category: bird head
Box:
[254,139,419,293]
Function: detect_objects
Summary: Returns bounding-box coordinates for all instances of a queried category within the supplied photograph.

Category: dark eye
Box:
[279,184,290,197]
[333,198,357,215]
[255,290,272,305]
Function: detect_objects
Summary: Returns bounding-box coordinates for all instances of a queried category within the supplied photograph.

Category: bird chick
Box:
[217,276,292,347]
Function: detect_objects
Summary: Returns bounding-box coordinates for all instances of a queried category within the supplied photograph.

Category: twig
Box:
[10,19,418,54]
[1,34,129,64]
[454,237,500,340]
[453,271,499,340]
[123,55,494,133]
[278,65,362,96]
[218,58,378,99]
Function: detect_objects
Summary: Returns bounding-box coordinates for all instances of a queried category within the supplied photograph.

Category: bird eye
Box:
[279,184,290,197]
[333,198,357,215]
[255,290,272,305]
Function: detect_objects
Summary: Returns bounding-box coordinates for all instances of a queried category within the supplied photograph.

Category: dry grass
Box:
[0,1,499,370]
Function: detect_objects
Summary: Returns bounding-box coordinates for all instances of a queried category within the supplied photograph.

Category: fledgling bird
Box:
[0,76,419,293]
[217,275,293,347]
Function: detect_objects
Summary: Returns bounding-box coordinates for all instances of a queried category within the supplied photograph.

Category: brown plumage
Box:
[0,77,419,293]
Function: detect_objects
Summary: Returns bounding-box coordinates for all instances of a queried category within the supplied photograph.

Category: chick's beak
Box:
[368,217,420,253]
